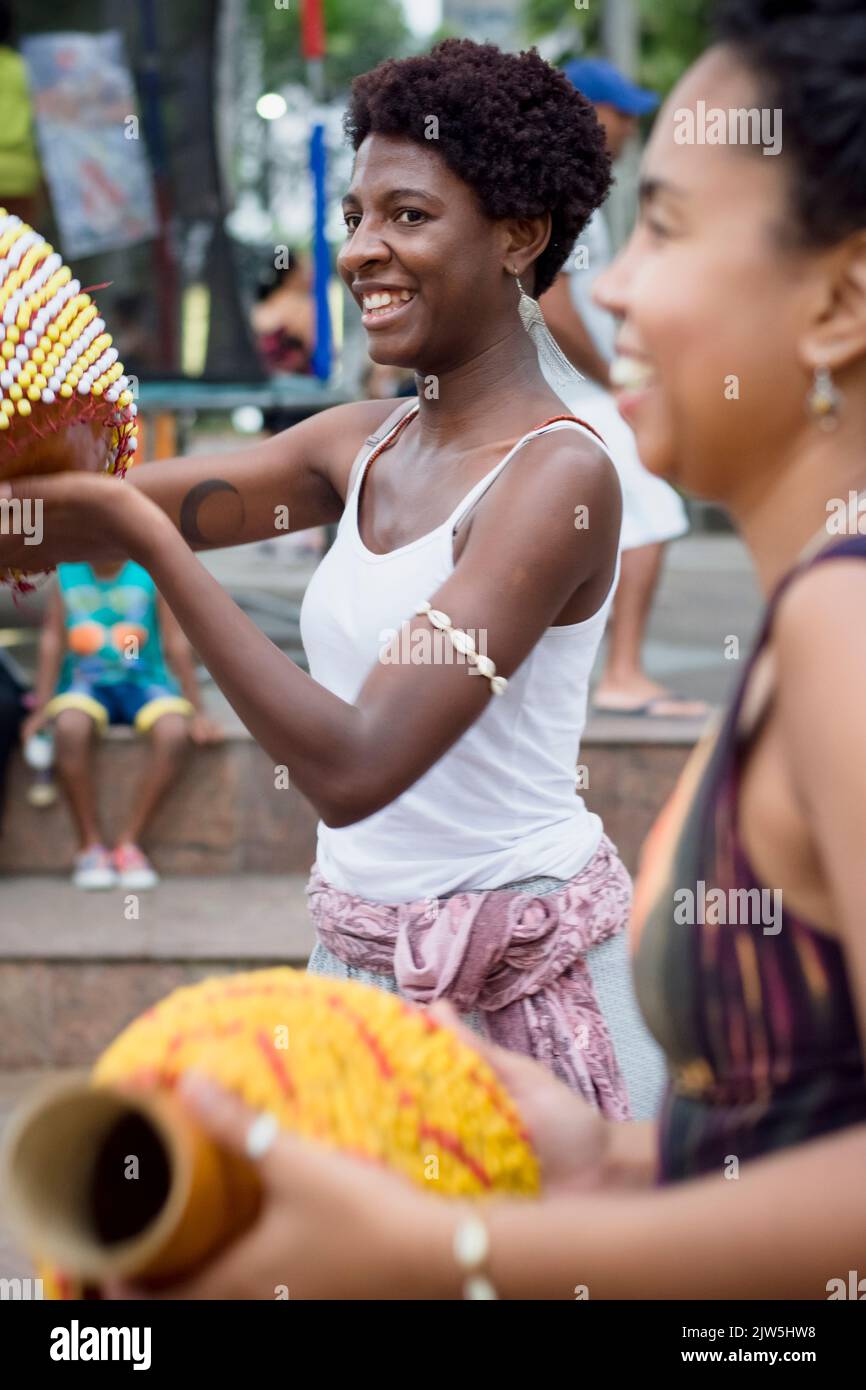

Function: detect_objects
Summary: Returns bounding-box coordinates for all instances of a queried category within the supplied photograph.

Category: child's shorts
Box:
[44,680,194,734]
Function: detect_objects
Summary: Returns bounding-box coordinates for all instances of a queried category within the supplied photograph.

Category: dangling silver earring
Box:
[508,266,584,395]
[807,365,842,431]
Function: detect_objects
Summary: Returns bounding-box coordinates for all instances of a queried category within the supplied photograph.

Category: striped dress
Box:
[632,535,866,1182]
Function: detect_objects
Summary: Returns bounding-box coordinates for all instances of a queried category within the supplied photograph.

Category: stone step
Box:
[0,729,697,1070]
[0,731,320,876]
[0,875,315,1070]
[1,718,696,878]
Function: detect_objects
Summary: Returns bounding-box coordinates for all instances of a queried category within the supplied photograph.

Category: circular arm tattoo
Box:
[179,479,246,548]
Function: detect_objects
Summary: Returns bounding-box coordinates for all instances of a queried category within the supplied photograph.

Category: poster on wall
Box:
[21,30,158,261]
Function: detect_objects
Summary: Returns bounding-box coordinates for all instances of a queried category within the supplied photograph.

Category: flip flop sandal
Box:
[591,693,710,719]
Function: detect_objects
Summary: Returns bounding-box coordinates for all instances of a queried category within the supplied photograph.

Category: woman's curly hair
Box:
[344,39,612,298]
[714,0,866,248]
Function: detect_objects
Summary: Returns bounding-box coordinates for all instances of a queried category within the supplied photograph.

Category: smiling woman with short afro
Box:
[343,38,612,298]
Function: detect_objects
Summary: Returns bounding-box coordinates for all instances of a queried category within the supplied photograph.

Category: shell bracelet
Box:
[415,600,508,695]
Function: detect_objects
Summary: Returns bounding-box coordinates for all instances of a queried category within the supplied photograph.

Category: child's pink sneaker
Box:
[113,843,159,891]
[72,845,117,891]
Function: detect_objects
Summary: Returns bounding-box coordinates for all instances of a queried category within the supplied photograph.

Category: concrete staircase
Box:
[1,718,696,875]
[0,869,319,1283]
[0,718,696,1068]
[0,728,319,877]
[0,874,316,1069]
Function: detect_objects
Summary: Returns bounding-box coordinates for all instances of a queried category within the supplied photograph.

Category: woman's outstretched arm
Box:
[127,398,399,548]
[107,1073,864,1300]
[122,429,619,825]
[1,425,617,826]
[482,1122,866,1299]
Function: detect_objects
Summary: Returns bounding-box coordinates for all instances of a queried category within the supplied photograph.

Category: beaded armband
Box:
[415,599,508,696]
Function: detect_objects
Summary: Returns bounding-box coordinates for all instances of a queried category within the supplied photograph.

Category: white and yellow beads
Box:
[0,208,137,470]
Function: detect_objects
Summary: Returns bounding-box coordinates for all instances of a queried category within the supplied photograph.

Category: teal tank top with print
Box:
[56,562,177,693]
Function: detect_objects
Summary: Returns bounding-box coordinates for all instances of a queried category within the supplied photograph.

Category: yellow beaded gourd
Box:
[0,209,136,473]
[0,208,137,589]
[94,968,538,1194]
[31,969,538,1297]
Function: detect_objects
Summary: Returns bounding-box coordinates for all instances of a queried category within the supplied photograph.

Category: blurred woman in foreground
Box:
[102,0,866,1299]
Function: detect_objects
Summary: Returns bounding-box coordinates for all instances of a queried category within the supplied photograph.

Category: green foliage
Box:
[523,0,575,41]
[639,0,713,95]
[522,0,712,98]
[252,0,412,95]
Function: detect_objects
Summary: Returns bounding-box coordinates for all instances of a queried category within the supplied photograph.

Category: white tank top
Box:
[299,400,620,904]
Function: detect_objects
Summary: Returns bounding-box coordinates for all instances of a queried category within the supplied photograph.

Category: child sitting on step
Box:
[21,560,221,890]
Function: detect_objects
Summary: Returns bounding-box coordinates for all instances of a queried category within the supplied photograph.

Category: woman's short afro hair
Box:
[344,38,612,298]
[713,0,866,248]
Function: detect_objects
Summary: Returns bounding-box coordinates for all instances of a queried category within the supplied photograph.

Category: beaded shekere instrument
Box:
[0,209,137,589]
[2,968,540,1297]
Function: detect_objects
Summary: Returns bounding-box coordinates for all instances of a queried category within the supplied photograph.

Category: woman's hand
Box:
[104,1074,459,1301]
[429,1002,610,1192]
[0,470,162,575]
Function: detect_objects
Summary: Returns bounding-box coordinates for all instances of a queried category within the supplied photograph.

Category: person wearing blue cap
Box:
[541,58,705,721]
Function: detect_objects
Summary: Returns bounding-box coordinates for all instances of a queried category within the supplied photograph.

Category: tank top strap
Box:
[781,530,866,587]
[346,399,420,502]
[448,415,608,534]
[733,531,866,747]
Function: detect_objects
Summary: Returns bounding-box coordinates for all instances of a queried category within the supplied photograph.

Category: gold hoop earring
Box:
[807,365,842,431]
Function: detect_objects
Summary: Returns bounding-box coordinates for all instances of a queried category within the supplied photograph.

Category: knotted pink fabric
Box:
[306,834,632,1119]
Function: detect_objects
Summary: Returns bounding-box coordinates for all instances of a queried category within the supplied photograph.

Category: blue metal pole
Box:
[309,121,332,382]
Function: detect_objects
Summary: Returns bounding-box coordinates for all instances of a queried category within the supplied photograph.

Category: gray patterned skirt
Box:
[307,869,666,1122]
